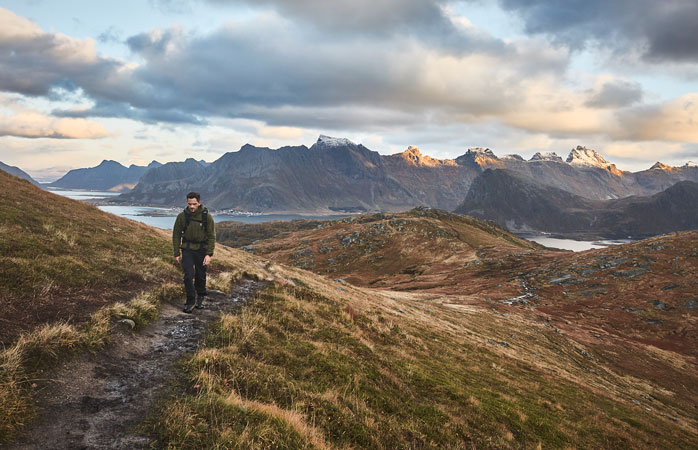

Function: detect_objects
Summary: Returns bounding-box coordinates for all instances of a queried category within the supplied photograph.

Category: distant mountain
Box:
[50,160,162,192]
[0,161,41,186]
[118,136,425,211]
[116,136,698,212]
[456,169,698,238]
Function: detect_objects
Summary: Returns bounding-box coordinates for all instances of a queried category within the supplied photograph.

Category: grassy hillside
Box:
[0,170,185,344]
[150,262,698,448]
[228,207,543,291]
[0,170,271,442]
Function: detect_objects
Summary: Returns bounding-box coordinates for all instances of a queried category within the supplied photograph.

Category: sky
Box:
[0,0,697,181]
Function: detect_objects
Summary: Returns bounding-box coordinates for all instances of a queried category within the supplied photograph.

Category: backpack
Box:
[181,207,209,250]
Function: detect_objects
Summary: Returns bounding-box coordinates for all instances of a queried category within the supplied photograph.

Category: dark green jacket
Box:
[172,205,215,257]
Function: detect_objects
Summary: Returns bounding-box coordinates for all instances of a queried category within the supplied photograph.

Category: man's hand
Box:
[175,255,182,264]
[203,255,211,266]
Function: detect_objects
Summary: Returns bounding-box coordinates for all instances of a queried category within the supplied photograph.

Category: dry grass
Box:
[149,270,698,448]
[0,285,181,443]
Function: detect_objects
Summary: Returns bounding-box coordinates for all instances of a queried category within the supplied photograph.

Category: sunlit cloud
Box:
[0,106,111,139]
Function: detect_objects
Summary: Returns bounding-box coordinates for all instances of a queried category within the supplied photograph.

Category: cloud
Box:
[614,93,698,143]
[2,4,695,152]
[0,8,116,97]
[585,78,643,108]
[498,0,698,63]
[0,110,111,139]
[54,100,207,125]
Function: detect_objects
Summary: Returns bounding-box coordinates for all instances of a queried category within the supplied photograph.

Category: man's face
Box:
[187,198,201,213]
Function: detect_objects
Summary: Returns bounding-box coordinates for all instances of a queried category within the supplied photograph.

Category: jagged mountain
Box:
[50,160,162,192]
[456,169,698,238]
[0,161,41,186]
[116,137,698,212]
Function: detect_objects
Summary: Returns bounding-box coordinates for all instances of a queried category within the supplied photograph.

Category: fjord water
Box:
[48,188,624,251]
[521,235,632,251]
[47,188,349,230]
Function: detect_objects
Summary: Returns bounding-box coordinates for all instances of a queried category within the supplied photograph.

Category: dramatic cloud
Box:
[498,0,698,63]
[0,8,121,97]
[1,2,695,159]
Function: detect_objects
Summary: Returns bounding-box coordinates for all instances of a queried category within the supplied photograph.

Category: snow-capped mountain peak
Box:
[466,147,497,158]
[317,135,355,147]
[530,152,563,162]
[566,146,610,168]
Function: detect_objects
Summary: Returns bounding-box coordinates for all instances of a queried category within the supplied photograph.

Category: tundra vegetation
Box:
[1,170,696,448]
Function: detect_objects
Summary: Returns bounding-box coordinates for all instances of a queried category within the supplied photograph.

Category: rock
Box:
[622,306,645,314]
[649,300,671,311]
[646,320,662,325]
[549,274,573,284]
[117,319,136,329]
[579,288,607,297]
[680,299,697,309]
[612,268,649,278]
[661,284,681,291]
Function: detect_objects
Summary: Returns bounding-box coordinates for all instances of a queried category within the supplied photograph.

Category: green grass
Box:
[150,283,697,449]
[0,172,178,298]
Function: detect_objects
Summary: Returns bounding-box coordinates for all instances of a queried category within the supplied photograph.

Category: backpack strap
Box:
[202,207,208,233]
[181,208,192,250]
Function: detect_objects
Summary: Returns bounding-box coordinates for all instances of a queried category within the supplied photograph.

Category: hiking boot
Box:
[182,303,195,313]
[195,297,205,309]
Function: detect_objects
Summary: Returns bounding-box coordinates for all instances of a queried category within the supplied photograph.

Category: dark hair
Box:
[186,192,200,201]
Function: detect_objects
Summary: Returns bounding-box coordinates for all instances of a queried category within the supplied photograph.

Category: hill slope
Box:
[224,207,542,290]
[149,239,698,448]
[0,161,40,186]
[0,170,178,343]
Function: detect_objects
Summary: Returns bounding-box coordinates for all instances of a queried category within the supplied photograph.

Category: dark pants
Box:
[181,248,207,305]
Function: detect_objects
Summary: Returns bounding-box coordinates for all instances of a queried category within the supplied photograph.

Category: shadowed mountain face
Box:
[50,160,162,192]
[456,169,698,238]
[116,138,698,212]
[0,161,40,186]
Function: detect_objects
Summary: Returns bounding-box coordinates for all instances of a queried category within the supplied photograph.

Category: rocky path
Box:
[4,280,261,450]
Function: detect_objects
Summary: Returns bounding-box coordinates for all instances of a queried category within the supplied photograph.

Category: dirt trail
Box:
[4,280,261,450]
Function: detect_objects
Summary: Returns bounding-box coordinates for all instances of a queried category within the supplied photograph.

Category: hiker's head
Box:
[186,192,201,212]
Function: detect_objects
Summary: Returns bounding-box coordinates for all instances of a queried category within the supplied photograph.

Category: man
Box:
[173,192,215,313]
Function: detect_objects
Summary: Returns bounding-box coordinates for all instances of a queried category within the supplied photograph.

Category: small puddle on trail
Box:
[6,279,262,450]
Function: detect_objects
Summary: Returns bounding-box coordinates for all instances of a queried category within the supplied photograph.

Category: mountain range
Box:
[49,160,163,192]
[456,169,698,239]
[115,136,698,212]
